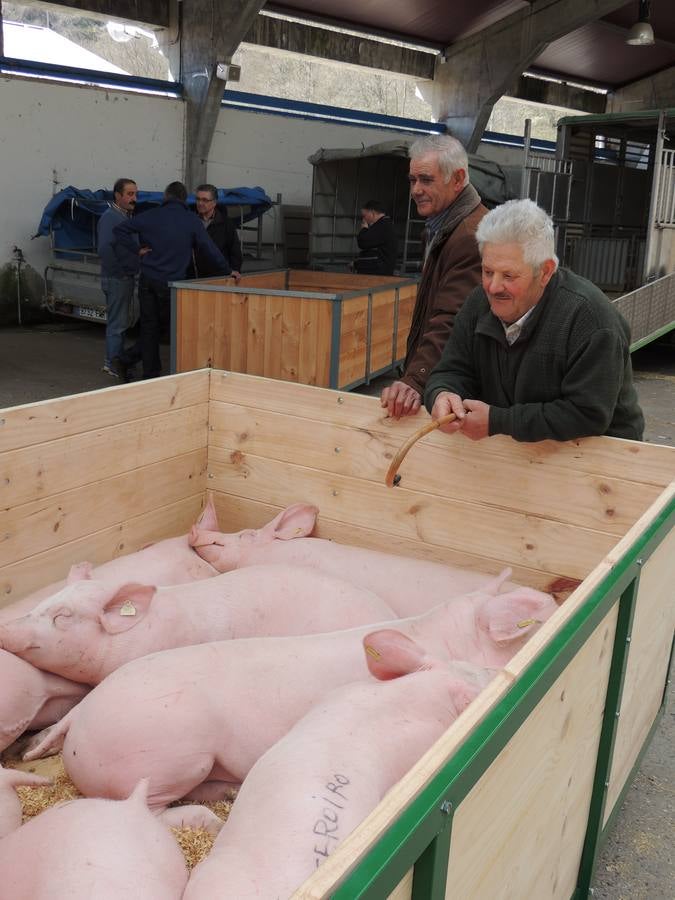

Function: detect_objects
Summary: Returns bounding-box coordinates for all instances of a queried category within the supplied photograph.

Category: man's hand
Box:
[138,246,152,257]
[231,270,241,284]
[460,399,490,441]
[430,392,465,434]
[380,381,422,419]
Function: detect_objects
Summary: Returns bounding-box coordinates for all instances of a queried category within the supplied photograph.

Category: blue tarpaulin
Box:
[34,186,273,255]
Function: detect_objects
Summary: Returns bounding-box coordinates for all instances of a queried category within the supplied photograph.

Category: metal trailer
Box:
[307,140,522,275]
[35,187,274,324]
[523,109,675,348]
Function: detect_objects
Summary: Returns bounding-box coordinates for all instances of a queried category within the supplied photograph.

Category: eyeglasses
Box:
[196,196,216,204]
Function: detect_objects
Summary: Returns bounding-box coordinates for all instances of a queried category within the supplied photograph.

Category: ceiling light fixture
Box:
[626,0,655,46]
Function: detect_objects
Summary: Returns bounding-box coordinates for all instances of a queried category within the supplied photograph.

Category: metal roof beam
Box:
[435,0,626,151]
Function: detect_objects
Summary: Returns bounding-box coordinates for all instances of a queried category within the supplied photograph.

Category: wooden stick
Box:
[385,414,457,488]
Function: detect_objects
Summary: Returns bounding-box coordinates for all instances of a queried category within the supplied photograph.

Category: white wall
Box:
[0,76,184,278]
[0,74,523,285]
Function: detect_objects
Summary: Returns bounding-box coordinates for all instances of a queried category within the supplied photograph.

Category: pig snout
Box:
[0,621,39,656]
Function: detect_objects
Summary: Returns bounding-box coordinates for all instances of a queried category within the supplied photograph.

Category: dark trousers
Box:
[138,274,170,379]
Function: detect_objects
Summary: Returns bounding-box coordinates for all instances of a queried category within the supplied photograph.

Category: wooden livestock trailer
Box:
[0,370,673,898]
[171,269,417,390]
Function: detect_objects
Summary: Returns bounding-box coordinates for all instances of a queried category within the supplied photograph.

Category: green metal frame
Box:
[329,497,674,899]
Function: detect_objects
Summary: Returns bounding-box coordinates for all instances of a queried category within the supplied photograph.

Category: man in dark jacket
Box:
[425,199,644,443]
[114,181,230,380]
[381,135,487,419]
[192,183,243,280]
[353,200,397,275]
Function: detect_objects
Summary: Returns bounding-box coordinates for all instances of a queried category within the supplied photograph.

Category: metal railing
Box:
[612,270,675,350]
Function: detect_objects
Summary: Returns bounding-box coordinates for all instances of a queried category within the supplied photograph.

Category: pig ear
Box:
[66,562,93,584]
[196,494,219,532]
[99,584,156,634]
[479,590,555,644]
[362,629,430,680]
[266,504,318,541]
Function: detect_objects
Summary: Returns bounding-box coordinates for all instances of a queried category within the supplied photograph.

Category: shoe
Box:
[102,364,120,378]
[110,357,130,382]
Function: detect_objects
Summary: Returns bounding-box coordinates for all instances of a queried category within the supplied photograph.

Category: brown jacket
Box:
[402,190,487,395]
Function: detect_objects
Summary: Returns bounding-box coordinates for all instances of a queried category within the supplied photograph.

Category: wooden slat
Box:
[208,372,675,487]
[338,295,368,386]
[176,289,215,370]
[209,492,581,597]
[396,286,416,359]
[0,494,205,606]
[604,525,675,821]
[246,294,268,376]
[0,371,209,453]
[264,297,283,379]
[1,449,207,568]
[288,270,405,291]
[369,289,396,372]
[208,401,659,535]
[207,449,616,579]
[1,404,208,509]
[280,297,302,383]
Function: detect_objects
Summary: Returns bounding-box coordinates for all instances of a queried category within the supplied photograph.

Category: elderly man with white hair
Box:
[425,199,644,442]
[381,134,487,419]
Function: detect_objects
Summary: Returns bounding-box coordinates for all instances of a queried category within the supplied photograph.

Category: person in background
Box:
[425,199,644,443]
[381,134,487,419]
[353,199,397,276]
[191,184,242,281]
[113,181,230,381]
[97,178,140,378]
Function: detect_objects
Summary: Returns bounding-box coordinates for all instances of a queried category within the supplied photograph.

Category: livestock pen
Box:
[0,369,673,898]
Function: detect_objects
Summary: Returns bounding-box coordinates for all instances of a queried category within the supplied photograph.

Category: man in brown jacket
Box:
[381,134,487,418]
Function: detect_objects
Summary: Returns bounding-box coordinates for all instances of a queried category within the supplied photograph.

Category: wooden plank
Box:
[281,297,302,383]
[0,449,207,568]
[288,270,405,291]
[297,298,333,387]
[223,293,249,373]
[209,492,581,598]
[298,612,615,898]
[0,371,209,453]
[208,401,660,535]
[338,295,368,386]
[604,525,675,821]
[208,373,675,487]
[0,403,208,509]
[175,288,215,371]
[246,294,268,376]
[264,296,283,379]
[369,289,396,372]
[396,286,416,359]
[207,449,616,579]
[0,494,205,606]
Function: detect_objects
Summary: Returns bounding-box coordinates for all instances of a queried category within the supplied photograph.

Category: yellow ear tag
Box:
[365,644,381,661]
[516,618,539,629]
[120,601,137,617]
[294,527,305,535]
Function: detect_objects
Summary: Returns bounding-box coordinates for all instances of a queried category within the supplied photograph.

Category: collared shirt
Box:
[500,307,536,345]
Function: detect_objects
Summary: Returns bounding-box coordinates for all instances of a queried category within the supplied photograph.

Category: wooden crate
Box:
[171,269,417,390]
[1,369,673,899]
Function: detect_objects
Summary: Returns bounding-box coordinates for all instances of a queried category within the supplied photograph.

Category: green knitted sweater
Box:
[424,268,645,442]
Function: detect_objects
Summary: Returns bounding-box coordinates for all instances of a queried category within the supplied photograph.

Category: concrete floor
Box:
[0,321,673,897]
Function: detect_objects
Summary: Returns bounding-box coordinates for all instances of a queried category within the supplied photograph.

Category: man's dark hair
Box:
[195,183,218,201]
[362,199,387,214]
[164,181,188,203]
[113,178,136,196]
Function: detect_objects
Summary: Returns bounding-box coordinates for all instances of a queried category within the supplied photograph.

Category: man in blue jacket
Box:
[114,181,230,380]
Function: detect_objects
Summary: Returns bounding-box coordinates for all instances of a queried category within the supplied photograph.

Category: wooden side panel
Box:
[175,289,215,371]
[209,374,675,489]
[604,526,675,821]
[338,295,368,386]
[1,404,209,509]
[0,495,205,606]
[396,284,417,360]
[442,611,616,900]
[369,289,396,373]
[0,371,209,453]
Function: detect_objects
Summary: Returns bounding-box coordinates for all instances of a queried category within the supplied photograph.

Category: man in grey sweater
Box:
[425,199,644,443]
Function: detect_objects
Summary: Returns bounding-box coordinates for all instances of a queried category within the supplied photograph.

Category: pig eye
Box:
[52,608,73,627]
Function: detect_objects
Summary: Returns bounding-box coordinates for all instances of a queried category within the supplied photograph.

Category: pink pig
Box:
[0,779,188,900]
[0,564,396,684]
[185,632,494,900]
[0,764,50,840]
[0,500,222,626]
[0,649,89,752]
[189,501,551,617]
[25,574,557,814]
